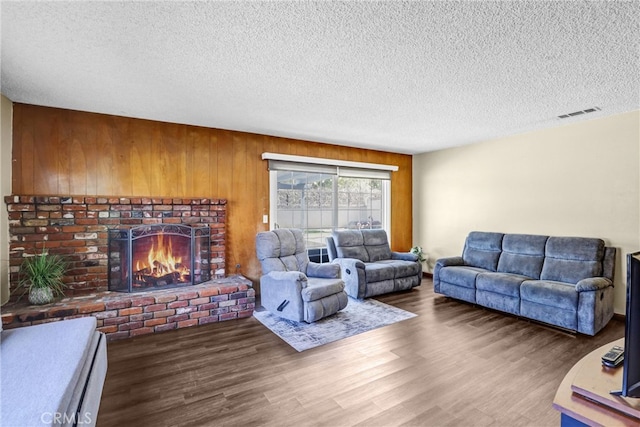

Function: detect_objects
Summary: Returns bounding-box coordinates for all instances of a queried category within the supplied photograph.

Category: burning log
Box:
[133,271,183,287]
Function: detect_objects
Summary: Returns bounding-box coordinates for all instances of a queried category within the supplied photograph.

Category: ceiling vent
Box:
[558,107,601,119]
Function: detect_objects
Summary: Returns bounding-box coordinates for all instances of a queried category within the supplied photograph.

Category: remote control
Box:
[602,345,624,364]
[603,354,624,368]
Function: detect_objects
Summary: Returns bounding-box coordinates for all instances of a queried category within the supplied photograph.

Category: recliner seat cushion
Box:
[520,279,578,310]
[376,259,421,278]
[476,272,528,297]
[439,266,488,289]
[364,262,395,282]
[301,278,345,302]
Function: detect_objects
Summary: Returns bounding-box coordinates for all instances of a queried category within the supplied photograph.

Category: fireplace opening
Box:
[108,224,211,293]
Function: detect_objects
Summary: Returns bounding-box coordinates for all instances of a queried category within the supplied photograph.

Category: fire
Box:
[134,234,190,283]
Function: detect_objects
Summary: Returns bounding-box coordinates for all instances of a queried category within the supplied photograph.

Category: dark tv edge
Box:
[611,251,640,398]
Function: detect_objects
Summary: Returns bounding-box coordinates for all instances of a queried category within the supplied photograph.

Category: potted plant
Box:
[18,250,67,305]
[410,245,427,264]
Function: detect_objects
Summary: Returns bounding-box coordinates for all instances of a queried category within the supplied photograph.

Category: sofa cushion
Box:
[520,279,578,310]
[376,259,421,278]
[497,234,547,279]
[364,262,396,282]
[541,237,604,283]
[256,229,310,274]
[439,266,487,289]
[462,231,503,271]
[333,230,369,262]
[302,278,345,302]
[362,229,392,261]
[476,272,528,297]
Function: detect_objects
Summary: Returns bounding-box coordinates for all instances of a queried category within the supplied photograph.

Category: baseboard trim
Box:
[422,272,433,279]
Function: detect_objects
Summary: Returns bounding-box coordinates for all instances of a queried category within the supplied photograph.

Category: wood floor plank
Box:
[98,279,624,426]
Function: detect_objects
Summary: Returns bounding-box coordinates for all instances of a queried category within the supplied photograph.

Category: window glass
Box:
[272,171,389,261]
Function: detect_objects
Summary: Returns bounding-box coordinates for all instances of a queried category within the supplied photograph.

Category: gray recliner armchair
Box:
[256,228,348,323]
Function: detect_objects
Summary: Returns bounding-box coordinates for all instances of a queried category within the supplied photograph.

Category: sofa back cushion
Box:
[540,237,605,283]
[497,234,548,279]
[462,232,504,271]
[362,229,392,262]
[333,230,370,262]
[256,228,310,274]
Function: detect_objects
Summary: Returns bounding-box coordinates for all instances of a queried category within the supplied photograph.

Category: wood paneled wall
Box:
[11,104,413,286]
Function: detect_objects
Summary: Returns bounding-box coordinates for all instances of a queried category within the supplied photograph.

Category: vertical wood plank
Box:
[57,111,71,195]
[129,119,152,196]
[68,130,87,195]
[189,127,210,197]
[216,130,233,199]
[12,106,31,194]
[33,109,60,194]
[208,131,219,197]
[95,117,114,196]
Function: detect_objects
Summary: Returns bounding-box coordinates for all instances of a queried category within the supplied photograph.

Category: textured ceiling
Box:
[1,1,639,154]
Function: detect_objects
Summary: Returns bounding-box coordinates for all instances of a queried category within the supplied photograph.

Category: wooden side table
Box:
[553,338,640,426]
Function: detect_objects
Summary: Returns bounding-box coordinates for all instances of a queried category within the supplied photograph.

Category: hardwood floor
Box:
[98,279,624,426]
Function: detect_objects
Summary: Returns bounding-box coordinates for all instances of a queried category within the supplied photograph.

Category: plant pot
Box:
[28,287,54,305]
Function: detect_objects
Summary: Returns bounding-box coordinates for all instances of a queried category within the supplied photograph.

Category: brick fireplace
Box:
[2,195,255,340]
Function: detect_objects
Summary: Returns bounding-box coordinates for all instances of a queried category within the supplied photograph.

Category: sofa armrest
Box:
[331,258,366,298]
[576,277,613,292]
[260,271,306,320]
[391,251,419,262]
[307,261,341,279]
[263,270,308,286]
[435,256,464,268]
[433,256,464,292]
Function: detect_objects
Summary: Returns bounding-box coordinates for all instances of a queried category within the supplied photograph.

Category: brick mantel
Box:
[5,195,227,300]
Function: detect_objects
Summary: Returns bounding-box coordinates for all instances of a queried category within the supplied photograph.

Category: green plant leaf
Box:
[17,250,67,299]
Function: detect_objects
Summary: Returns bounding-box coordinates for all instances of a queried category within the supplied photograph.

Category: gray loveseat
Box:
[326,229,422,299]
[1,317,108,426]
[434,231,616,335]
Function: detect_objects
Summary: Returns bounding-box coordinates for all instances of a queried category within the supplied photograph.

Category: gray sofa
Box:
[434,231,616,335]
[1,316,107,426]
[326,229,422,299]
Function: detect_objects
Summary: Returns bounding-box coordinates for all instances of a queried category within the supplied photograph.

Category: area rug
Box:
[253,298,417,352]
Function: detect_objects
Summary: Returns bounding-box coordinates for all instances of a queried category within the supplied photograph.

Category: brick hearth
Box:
[1,276,255,341]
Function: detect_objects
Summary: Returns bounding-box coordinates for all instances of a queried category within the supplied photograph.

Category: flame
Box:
[134,233,189,282]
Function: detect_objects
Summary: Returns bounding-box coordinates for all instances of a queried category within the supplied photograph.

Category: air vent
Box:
[558,107,601,119]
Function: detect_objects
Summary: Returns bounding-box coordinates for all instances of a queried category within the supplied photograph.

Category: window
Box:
[264,153,395,261]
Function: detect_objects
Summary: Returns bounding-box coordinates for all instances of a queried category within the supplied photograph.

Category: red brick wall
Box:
[5,195,226,300]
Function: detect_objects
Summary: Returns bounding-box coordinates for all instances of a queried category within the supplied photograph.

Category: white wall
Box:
[414,110,640,314]
[1,95,12,305]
